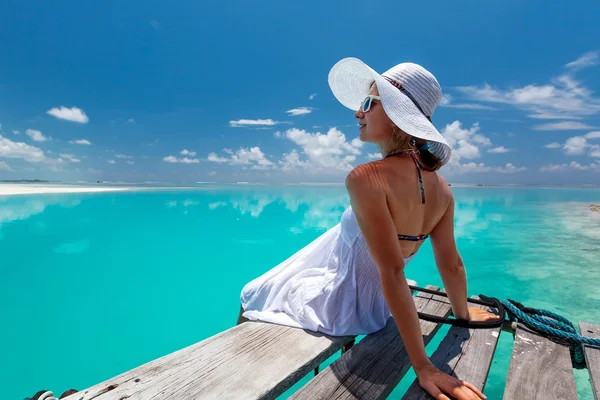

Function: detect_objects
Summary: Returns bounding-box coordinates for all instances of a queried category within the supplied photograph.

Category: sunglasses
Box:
[361,95,381,113]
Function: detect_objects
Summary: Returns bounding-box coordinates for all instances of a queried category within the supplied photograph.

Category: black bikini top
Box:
[384,149,429,242]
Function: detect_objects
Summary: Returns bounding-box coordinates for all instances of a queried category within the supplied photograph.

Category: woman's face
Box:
[355,84,393,144]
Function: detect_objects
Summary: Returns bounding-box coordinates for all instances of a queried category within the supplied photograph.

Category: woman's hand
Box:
[468,307,501,322]
[415,364,487,400]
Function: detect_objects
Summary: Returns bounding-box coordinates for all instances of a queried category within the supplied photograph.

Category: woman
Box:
[238,58,499,400]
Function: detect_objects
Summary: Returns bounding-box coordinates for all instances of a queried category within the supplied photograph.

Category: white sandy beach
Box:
[0,184,130,196]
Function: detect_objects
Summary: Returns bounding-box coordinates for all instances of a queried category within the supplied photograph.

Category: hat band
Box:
[384,77,432,122]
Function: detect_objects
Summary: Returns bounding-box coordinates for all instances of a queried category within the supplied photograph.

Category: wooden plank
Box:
[62,322,354,400]
[290,285,452,400]
[61,278,416,400]
[502,324,577,400]
[402,296,502,399]
[580,322,600,400]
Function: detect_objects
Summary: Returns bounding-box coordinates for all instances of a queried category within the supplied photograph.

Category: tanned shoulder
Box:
[345,161,388,196]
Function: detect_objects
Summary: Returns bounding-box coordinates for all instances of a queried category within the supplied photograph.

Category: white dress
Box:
[240,205,416,336]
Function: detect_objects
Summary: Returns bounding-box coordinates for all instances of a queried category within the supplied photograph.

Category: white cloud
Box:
[286,107,312,116]
[565,51,599,71]
[455,162,526,173]
[12,130,20,135]
[207,153,229,163]
[127,161,135,165]
[570,161,599,170]
[488,146,511,153]
[69,139,91,145]
[534,121,594,131]
[563,136,588,155]
[496,163,526,173]
[25,129,48,142]
[207,171,217,176]
[544,142,562,149]
[116,154,133,159]
[107,160,116,164]
[367,152,382,160]
[309,93,317,100]
[180,149,196,156]
[0,135,63,166]
[350,138,364,148]
[128,118,135,123]
[279,149,311,170]
[60,153,80,163]
[585,131,600,139]
[163,155,200,164]
[545,133,600,157]
[458,82,600,118]
[445,103,498,110]
[528,113,583,120]
[278,127,362,173]
[178,157,200,164]
[439,93,497,110]
[47,106,89,123]
[540,164,567,172]
[541,161,600,172]
[208,147,274,169]
[439,121,526,174]
[456,52,600,120]
[0,161,12,171]
[0,135,46,163]
[442,121,491,160]
[230,147,273,167]
[229,119,278,128]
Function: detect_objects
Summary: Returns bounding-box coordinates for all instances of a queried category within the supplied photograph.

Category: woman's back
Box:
[369,153,453,259]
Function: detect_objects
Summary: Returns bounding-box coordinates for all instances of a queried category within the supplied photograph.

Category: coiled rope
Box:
[408,285,600,369]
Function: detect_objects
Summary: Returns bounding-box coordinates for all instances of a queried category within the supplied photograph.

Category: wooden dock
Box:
[61,282,600,400]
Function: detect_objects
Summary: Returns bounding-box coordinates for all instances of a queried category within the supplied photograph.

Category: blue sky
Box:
[1,0,599,184]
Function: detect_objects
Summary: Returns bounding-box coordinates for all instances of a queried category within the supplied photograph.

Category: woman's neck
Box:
[380,146,415,159]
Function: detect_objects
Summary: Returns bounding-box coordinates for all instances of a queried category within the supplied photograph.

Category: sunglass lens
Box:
[362,97,371,112]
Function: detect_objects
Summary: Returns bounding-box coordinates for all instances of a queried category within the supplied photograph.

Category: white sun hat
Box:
[328,57,451,166]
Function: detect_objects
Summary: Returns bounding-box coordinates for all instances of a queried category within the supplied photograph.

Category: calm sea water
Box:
[2,186,600,400]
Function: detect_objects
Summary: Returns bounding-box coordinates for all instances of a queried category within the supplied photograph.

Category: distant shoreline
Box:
[1,182,599,197]
[0,184,130,196]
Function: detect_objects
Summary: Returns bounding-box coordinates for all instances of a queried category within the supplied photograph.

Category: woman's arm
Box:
[429,195,469,320]
[346,165,431,371]
[346,166,489,400]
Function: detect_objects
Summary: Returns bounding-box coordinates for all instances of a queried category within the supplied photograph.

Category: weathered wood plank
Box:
[290,286,452,400]
[580,322,600,400]
[502,324,577,400]
[402,296,502,399]
[62,322,354,400]
[62,278,416,400]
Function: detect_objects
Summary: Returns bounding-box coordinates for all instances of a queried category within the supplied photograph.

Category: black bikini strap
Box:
[384,149,426,204]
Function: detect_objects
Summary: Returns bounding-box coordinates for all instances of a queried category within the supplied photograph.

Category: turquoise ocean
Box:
[2,185,600,399]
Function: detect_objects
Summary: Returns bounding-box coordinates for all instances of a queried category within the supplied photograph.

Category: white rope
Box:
[37,391,58,400]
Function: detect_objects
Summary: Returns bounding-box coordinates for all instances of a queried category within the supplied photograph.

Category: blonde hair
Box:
[389,126,442,171]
